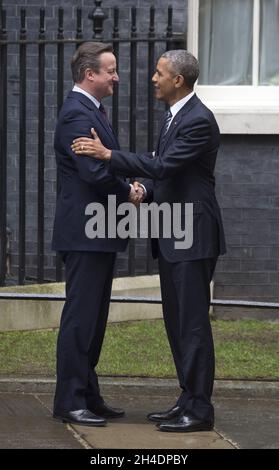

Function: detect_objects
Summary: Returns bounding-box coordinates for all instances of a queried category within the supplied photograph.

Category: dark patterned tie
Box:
[161,109,172,137]
[99,103,109,122]
[99,103,111,129]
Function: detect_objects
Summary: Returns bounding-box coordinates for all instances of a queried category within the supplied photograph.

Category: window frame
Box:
[187,0,279,134]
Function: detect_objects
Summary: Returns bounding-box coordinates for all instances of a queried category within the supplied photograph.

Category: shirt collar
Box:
[170,91,195,118]
[72,85,100,108]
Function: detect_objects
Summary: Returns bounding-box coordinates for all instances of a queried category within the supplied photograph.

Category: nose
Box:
[152,73,157,83]
[113,72,119,82]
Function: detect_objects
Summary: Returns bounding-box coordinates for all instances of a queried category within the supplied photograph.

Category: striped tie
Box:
[161,109,172,137]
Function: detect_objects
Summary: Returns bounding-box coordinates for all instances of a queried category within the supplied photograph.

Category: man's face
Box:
[91,52,119,101]
[152,57,177,105]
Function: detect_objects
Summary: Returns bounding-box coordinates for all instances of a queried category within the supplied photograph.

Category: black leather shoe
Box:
[53,409,107,427]
[147,405,184,422]
[158,414,213,433]
[89,402,125,419]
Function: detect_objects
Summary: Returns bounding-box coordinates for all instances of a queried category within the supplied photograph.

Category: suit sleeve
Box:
[56,110,131,202]
[110,117,213,180]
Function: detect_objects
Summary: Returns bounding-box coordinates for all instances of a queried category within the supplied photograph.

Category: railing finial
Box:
[88,0,107,40]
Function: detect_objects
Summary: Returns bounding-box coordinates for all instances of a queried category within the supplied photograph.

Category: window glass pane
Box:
[199,0,253,85]
[260,0,279,85]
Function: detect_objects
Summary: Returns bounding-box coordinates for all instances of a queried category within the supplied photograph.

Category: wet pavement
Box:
[0,377,278,450]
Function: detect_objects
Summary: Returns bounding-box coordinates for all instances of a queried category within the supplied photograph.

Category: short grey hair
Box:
[161,49,199,88]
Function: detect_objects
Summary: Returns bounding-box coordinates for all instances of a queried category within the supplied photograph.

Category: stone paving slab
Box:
[40,393,234,450]
[0,393,84,449]
[215,397,279,449]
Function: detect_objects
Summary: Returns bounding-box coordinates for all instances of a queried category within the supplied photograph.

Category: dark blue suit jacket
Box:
[52,91,130,252]
[110,94,226,262]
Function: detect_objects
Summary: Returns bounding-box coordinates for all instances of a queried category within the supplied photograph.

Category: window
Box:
[187,0,279,134]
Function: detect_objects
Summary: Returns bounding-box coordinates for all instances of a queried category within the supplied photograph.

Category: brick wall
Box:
[214,135,279,306]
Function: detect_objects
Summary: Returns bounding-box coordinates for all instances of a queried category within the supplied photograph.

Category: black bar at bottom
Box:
[0,293,278,309]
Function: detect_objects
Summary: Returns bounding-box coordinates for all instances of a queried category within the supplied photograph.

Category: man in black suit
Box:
[52,42,143,427]
[71,49,226,432]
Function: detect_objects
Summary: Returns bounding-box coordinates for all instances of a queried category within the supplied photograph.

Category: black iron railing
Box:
[0,1,185,287]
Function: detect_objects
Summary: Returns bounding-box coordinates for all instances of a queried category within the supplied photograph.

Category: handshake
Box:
[128,181,146,207]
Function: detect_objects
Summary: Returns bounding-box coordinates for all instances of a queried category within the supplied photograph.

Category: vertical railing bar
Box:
[146,6,155,274]
[76,6,83,48]
[166,6,173,51]
[18,8,27,284]
[55,7,64,282]
[37,8,45,283]
[147,6,155,152]
[128,6,137,276]
[129,6,137,154]
[164,5,174,114]
[0,8,7,286]
[112,7,119,135]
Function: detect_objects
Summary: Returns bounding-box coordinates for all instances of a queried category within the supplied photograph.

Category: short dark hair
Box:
[161,49,199,89]
[71,41,113,83]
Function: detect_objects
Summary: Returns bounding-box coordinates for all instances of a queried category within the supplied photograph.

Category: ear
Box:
[85,68,95,82]
[174,74,185,89]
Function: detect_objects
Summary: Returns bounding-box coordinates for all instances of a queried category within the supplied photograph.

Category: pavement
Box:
[0,376,278,451]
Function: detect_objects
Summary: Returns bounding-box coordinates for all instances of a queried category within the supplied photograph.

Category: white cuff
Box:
[139,183,147,199]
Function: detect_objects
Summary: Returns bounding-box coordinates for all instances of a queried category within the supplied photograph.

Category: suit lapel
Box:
[158,94,199,155]
[69,91,119,149]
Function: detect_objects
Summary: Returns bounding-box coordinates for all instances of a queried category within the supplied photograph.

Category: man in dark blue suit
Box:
[52,42,143,427]
[72,49,226,433]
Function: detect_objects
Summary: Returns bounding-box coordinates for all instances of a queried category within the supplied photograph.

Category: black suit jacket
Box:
[110,94,226,262]
[52,91,130,252]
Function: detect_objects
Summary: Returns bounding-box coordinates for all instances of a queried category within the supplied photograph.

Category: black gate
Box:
[0,1,185,286]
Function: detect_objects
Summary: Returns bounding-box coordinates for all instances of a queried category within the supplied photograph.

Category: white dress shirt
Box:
[167,90,195,130]
[72,84,101,109]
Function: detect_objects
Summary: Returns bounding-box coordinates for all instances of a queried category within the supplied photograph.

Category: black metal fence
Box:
[0,1,185,287]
